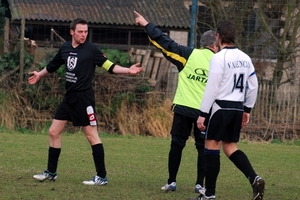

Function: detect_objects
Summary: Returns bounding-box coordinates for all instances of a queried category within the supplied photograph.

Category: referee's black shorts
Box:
[54,89,97,126]
[170,112,205,147]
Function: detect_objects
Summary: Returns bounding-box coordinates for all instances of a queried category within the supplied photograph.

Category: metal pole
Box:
[19,17,25,82]
[189,0,198,48]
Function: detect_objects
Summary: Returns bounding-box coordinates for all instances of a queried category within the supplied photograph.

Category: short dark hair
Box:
[216,20,236,44]
[70,18,88,31]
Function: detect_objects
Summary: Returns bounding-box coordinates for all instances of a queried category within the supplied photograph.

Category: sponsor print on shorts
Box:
[86,106,97,126]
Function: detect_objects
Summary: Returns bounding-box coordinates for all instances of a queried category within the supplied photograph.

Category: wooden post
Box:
[4,18,10,53]
[50,26,53,48]
[128,30,131,47]
[89,28,93,43]
[19,17,25,82]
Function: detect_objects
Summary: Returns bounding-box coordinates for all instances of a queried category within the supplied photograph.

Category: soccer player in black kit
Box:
[28,18,143,185]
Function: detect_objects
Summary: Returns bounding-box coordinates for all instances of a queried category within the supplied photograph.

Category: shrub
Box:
[102,49,133,67]
[0,50,33,72]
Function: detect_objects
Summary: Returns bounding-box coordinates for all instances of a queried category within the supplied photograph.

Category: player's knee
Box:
[85,133,101,145]
[171,135,188,148]
[48,128,60,138]
[171,140,185,150]
[222,142,238,157]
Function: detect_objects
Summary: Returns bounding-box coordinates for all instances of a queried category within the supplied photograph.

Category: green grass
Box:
[0,132,300,200]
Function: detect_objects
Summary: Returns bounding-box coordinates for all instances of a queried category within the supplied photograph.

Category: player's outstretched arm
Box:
[28,68,49,85]
[112,63,144,75]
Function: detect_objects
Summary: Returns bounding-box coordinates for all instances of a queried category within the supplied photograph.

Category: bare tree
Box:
[195,0,300,138]
[197,0,300,89]
[0,2,5,37]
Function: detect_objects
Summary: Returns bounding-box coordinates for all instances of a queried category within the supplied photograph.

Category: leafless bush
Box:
[1,73,300,141]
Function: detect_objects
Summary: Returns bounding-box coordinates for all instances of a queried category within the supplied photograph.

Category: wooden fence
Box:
[1,47,299,140]
[128,48,300,140]
[128,47,178,98]
[243,81,300,140]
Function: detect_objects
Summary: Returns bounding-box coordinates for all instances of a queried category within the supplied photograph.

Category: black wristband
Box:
[244,106,252,113]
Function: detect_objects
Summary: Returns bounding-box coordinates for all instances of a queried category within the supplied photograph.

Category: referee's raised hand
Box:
[134,11,149,27]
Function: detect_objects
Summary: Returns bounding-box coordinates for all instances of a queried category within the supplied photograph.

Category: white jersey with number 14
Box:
[200,47,258,114]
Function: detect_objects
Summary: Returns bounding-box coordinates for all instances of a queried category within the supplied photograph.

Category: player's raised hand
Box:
[134,11,149,27]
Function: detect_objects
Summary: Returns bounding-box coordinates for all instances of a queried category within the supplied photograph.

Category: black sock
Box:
[167,142,184,184]
[204,149,220,196]
[92,143,106,178]
[47,147,61,173]
[229,150,257,184]
[196,143,205,186]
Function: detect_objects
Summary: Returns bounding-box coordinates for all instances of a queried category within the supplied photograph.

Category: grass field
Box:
[0,131,300,200]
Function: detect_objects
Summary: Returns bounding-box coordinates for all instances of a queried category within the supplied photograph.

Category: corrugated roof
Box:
[7,0,191,29]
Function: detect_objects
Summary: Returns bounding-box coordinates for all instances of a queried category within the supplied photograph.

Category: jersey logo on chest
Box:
[67,56,78,71]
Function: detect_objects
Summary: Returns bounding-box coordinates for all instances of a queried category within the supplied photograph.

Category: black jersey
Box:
[46,41,115,92]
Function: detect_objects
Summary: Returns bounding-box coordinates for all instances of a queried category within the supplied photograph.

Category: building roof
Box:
[7,0,191,29]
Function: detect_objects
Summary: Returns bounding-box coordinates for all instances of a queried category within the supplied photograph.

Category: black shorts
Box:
[206,100,243,142]
[54,89,97,126]
[170,112,205,147]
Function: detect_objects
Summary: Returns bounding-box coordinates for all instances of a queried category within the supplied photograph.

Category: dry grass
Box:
[116,101,144,136]
[143,97,173,137]
[0,88,51,132]
[1,73,300,141]
[0,90,16,130]
[116,95,173,137]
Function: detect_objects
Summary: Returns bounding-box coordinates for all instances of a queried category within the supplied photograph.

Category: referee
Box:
[135,11,218,193]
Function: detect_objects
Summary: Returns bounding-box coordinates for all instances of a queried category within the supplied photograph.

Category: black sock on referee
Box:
[47,147,61,173]
[229,150,257,184]
[196,143,205,186]
[167,142,184,184]
[92,143,107,178]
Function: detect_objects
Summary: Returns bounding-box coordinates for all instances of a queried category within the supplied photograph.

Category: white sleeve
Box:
[200,56,223,113]
[244,72,258,108]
